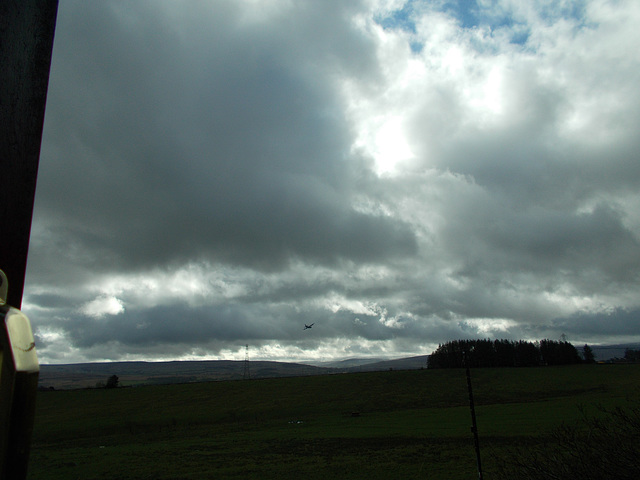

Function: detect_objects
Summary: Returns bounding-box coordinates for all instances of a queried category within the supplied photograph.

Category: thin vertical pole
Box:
[464,350,483,480]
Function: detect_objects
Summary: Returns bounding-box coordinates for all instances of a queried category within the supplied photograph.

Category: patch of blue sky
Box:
[373,0,424,52]
[374,0,528,51]
[537,0,589,26]
[374,0,424,53]
[408,40,423,53]
[374,1,591,54]
[441,0,481,29]
[374,0,417,34]
[450,0,588,28]
[443,0,532,46]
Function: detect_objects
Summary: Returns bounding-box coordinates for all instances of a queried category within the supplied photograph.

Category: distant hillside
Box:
[38,355,433,390]
[38,360,332,390]
[38,344,633,390]
[582,343,640,362]
[311,357,387,368]
[343,355,429,372]
[312,355,429,370]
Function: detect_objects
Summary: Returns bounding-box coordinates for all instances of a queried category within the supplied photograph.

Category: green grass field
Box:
[28,364,640,479]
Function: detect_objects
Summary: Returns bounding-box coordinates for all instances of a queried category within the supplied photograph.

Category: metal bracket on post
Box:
[0,270,40,480]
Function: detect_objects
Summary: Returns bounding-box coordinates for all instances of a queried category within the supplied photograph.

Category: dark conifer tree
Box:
[582,344,596,364]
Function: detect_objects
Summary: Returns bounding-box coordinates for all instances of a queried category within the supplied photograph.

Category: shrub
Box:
[105,375,119,389]
[493,404,640,479]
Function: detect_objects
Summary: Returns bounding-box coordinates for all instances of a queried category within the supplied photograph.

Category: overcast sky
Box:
[25,0,640,364]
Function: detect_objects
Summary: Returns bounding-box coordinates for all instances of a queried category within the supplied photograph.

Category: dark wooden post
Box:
[0,0,59,308]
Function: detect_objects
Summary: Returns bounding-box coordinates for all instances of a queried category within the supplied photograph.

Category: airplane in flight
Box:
[304,323,314,330]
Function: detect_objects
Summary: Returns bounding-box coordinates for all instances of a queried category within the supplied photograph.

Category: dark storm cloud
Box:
[62,304,278,348]
[33,0,415,278]
[51,300,421,356]
[453,202,640,283]
[553,308,640,338]
[24,1,640,363]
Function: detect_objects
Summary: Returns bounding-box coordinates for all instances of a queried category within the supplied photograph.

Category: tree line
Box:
[624,349,640,362]
[427,339,585,368]
[95,375,119,389]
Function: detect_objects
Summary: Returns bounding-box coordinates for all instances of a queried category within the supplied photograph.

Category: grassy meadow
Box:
[28,364,640,479]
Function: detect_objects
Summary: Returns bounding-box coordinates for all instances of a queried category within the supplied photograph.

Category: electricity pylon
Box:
[243,344,250,380]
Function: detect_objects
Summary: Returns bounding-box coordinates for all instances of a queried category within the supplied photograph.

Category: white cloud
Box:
[80,296,124,318]
[459,318,517,334]
[23,0,640,364]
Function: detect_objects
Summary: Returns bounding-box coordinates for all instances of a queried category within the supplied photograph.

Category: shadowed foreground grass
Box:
[29,364,640,479]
